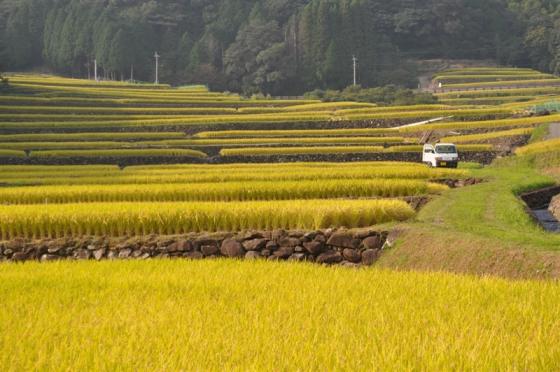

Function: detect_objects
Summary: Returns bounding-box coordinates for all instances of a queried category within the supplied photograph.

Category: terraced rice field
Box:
[0,161,461,235]
[2,68,560,370]
[0,68,554,233]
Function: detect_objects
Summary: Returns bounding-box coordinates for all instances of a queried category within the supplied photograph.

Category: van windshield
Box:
[435,145,457,154]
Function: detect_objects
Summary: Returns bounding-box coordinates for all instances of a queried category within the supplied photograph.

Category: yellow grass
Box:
[1,260,560,370]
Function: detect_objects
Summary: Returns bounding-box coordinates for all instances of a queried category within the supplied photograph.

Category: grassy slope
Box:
[1,259,560,370]
[379,154,560,279]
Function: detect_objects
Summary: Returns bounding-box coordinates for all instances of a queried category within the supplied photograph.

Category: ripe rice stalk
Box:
[0,179,447,205]
[0,199,415,239]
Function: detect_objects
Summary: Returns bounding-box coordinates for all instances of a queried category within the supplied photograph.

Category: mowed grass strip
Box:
[0,179,446,204]
[29,149,207,159]
[0,199,414,238]
[441,128,534,143]
[2,260,560,370]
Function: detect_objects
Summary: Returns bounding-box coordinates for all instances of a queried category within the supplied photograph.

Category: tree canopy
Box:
[0,0,559,95]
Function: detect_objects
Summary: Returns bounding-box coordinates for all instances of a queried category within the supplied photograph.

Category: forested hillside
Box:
[1,0,560,95]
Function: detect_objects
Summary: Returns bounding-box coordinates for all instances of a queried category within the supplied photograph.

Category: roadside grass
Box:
[412,156,559,250]
[529,123,550,143]
[1,259,560,370]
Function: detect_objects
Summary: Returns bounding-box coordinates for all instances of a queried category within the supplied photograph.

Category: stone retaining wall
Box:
[0,118,419,135]
[0,228,400,267]
[3,151,501,166]
[549,194,560,220]
[218,151,500,165]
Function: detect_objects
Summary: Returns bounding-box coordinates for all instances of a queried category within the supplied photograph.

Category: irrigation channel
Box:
[521,186,560,233]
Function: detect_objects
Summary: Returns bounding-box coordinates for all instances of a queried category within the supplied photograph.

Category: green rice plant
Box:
[0,132,187,142]
[0,179,446,205]
[29,149,208,159]
[220,146,385,156]
[0,199,415,239]
[441,128,534,143]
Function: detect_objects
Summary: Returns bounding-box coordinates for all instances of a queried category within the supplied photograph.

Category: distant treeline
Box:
[0,0,559,95]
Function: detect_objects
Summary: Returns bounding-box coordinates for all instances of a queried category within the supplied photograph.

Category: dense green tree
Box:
[1,0,560,94]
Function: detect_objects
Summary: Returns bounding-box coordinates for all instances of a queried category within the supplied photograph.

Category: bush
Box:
[0,74,9,93]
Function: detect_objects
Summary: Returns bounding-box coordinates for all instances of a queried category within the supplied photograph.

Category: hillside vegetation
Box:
[2,0,560,94]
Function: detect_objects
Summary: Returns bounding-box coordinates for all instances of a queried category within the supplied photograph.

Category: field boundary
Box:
[1,228,393,267]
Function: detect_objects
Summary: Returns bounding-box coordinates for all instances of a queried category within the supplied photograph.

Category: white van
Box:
[422,143,459,168]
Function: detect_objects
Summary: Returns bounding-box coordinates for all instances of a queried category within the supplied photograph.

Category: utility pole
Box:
[94,59,98,82]
[154,52,160,84]
[130,65,134,83]
[352,55,358,86]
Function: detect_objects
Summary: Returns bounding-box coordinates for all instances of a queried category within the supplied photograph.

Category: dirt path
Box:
[547,123,560,140]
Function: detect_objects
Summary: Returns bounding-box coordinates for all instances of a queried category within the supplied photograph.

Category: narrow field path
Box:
[547,123,560,140]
